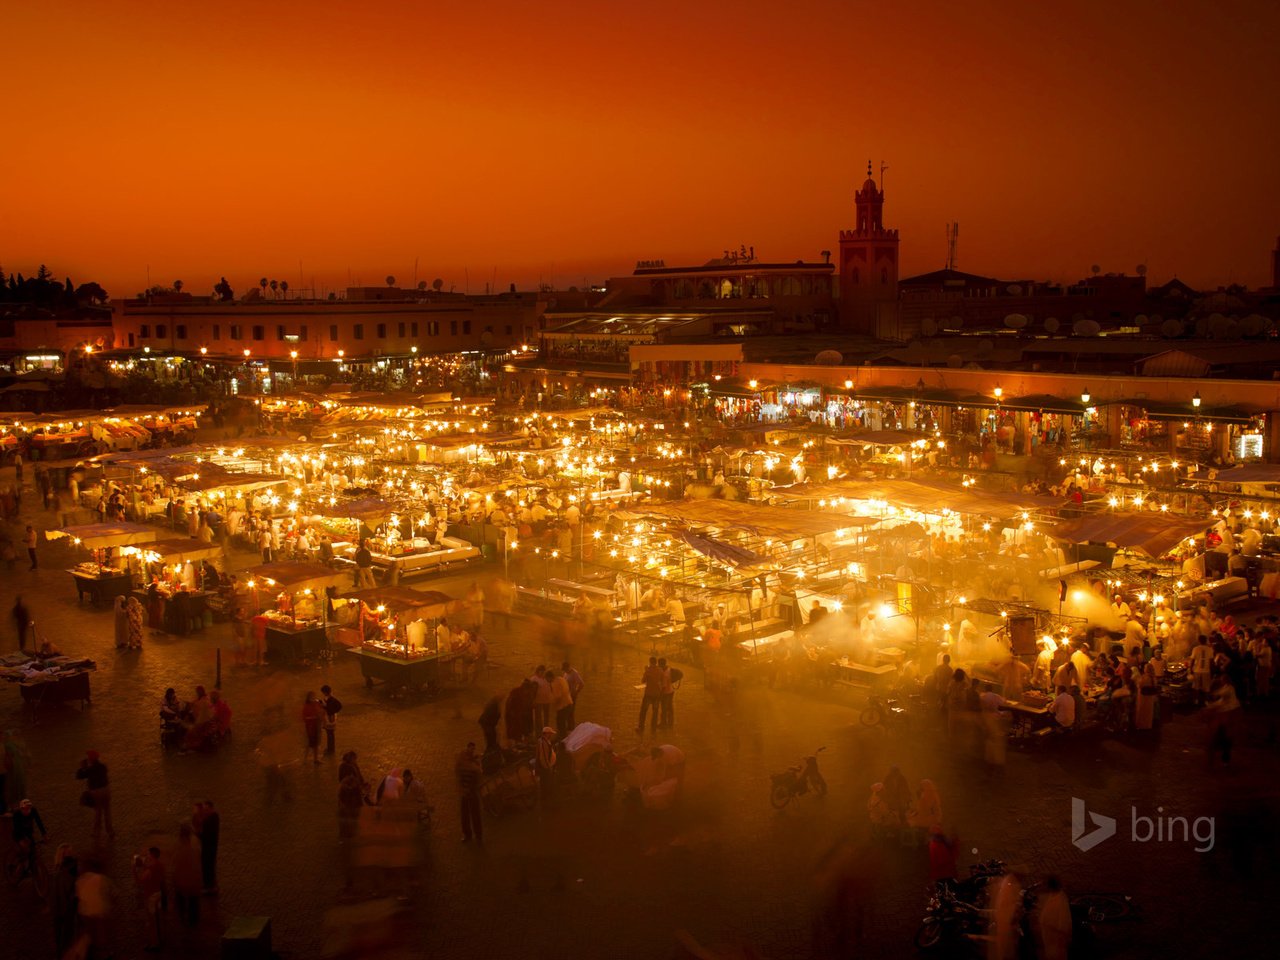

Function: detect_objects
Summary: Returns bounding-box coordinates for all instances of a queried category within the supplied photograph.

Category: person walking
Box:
[302,692,323,765]
[637,656,664,735]
[11,595,29,651]
[455,741,484,843]
[113,595,130,650]
[1038,875,1073,960]
[75,859,112,959]
[658,657,679,729]
[548,668,574,739]
[23,524,37,570]
[76,750,114,839]
[171,824,202,928]
[535,726,558,810]
[320,685,343,756]
[132,846,165,951]
[562,660,583,729]
[193,800,220,894]
[531,665,552,730]
[51,844,80,959]
[478,695,502,754]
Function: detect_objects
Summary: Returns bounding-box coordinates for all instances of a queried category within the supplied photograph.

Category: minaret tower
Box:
[838,161,900,337]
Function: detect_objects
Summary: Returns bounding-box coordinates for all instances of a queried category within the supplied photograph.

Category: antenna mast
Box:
[945,222,959,271]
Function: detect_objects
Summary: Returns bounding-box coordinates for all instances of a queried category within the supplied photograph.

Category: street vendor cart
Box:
[338,587,461,695]
[242,561,349,665]
[50,522,158,606]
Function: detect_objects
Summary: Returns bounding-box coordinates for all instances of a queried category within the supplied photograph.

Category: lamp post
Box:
[290,349,299,384]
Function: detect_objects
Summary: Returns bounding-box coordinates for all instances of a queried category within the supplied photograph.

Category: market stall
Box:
[0,653,97,718]
[242,561,349,664]
[335,587,461,694]
[50,522,158,605]
[133,539,227,634]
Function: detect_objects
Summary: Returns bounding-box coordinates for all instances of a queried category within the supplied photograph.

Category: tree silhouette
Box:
[386,275,396,288]
[214,277,234,301]
[270,279,279,298]
[173,279,184,293]
[432,278,443,292]
[280,280,289,298]
[260,277,268,298]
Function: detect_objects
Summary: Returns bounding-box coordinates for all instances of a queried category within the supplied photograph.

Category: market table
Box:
[69,569,134,605]
[0,655,97,721]
[351,647,442,695]
[263,623,328,664]
[830,659,897,689]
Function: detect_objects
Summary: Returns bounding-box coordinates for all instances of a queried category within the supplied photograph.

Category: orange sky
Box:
[3,0,1278,298]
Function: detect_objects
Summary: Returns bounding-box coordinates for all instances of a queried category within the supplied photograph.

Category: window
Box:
[398,322,406,338]
[329,325,338,342]
[127,333,135,347]
[353,324,364,340]
[463,320,471,335]
[175,325,187,340]
[376,323,387,339]
[450,321,458,336]
[230,325,242,340]
[276,325,286,341]
[299,325,308,341]
[140,324,151,338]
[427,321,439,336]
[155,324,167,338]
[252,325,265,341]
[213,324,221,341]
[411,322,418,337]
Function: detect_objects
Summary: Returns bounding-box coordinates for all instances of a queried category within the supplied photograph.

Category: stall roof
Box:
[242,561,348,592]
[338,586,455,615]
[312,497,396,525]
[146,539,224,563]
[50,522,159,548]
[1049,514,1209,557]
[827,430,926,447]
[772,478,1057,518]
[1187,464,1280,485]
[623,499,872,539]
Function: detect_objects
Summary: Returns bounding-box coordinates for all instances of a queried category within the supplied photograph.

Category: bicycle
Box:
[5,838,50,898]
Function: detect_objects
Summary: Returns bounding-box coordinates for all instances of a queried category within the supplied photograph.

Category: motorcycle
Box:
[860,694,910,730]
[769,747,827,809]
[914,883,988,951]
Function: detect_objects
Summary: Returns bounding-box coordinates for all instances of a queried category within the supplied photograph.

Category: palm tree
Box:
[173,279,183,293]
[260,277,268,298]
[280,280,289,299]
[270,279,279,299]
[386,275,396,288]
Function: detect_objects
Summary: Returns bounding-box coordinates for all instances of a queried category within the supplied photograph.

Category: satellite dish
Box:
[921,318,938,336]
[1133,314,1148,326]
[977,339,994,354]
[1003,313,1028,329]
[1091,264,1101,276]
[1006,284,1023,296]
[1159,318,1184,338]
[1072,318,1101,337]
[1043,317,1060,334]
[814,350,844,365]
[942,315,964,332]
[946,354,963,368]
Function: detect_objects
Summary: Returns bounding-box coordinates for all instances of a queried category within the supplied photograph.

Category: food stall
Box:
[335,587,461,694]
[134,539,227,633]
[50,522,158,605]
[0,653,97,718]
[242,561,349,664]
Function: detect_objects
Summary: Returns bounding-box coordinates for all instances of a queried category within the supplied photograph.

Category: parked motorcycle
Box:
[914,883,988,950]
[769,747,827,809]
[860,694,910,730]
